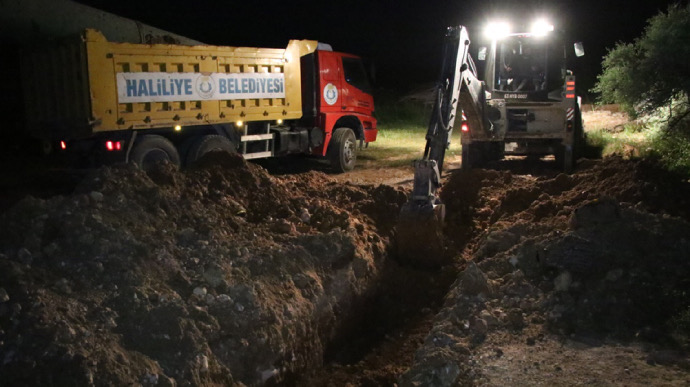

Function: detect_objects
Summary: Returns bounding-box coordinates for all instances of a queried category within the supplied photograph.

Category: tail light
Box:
[60,141,67,150]
[106,141,123,151]
[461,122,469,132]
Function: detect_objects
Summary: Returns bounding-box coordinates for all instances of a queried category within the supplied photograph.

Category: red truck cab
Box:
[297,47,377,172]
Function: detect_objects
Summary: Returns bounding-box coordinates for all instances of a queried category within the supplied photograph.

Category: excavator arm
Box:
[396,26,485,267]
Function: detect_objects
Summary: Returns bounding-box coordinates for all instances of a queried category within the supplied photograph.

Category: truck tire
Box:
[185,135,237,166]
[130,135,180,170]
[328,127,357,173]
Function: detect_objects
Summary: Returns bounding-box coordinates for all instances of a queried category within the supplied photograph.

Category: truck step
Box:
[242,151,273,160]
[241,134,273,142]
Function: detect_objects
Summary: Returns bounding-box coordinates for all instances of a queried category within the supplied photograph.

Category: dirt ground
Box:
[2,109,690,386]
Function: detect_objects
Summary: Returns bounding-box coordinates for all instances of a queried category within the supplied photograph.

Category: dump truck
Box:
[21,29,377,171]
[397,22,584,265]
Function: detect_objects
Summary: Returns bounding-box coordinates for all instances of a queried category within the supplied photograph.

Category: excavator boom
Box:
[396,26,485,267]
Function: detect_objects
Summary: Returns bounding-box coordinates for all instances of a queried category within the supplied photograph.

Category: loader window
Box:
[495,37,548,92]
[342,57,372,94]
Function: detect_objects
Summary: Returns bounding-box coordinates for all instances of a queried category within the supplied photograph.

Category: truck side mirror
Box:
[574,42,585,57]
[368,61,376,86]
[478,47,487,61]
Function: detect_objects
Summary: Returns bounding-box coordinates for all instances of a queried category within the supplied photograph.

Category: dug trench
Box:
[0,151,460,386]
[2,152,690,385]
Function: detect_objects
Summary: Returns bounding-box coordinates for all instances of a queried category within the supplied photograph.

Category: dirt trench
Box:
[3,152,690,386]
[0,152,462,386]
[400,157,690,385]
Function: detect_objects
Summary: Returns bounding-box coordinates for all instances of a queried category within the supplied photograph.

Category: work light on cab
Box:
[484,21,511,40]
[530,20,554,37]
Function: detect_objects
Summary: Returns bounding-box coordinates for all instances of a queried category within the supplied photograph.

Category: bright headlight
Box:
[530,20,554,37]
[485,21,511,40]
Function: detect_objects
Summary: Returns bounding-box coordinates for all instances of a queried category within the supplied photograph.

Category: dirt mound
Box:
[0,153,407,386]
[401,157,690,385]
[4,151,690,386]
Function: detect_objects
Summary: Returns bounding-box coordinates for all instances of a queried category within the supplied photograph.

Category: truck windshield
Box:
[495,37,549,93]
[342,57,372,94]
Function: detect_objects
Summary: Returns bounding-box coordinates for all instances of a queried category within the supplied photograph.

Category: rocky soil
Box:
[0,153,407,386]
[2,142,690,386]
[401,157,690,385]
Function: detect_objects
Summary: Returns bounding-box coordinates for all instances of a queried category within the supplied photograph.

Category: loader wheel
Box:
[328,127,357,173]
[185,135,237,166]
[462,142,485,169]
[556,144,574,173]
[573,107,586,160]
[489,141,505,162]
[130,135,180,170]
[462,145,473,169]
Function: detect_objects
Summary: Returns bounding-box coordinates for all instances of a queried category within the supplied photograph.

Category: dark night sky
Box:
[75,0,681,96]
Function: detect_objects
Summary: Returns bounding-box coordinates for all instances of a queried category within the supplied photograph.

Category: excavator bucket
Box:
[394,26,471,269]
[395,200,448,268]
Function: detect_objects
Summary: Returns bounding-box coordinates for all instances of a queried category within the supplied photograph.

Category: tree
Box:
[593,3,690,120]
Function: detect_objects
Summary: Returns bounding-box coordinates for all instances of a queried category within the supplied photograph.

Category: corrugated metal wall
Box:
[0,0,203,141]
[0,0,203,46]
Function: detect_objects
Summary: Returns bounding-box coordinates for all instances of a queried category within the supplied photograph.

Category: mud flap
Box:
[395,200,448,268]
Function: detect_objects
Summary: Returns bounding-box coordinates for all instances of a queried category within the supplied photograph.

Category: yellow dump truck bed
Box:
[22,29,318,139]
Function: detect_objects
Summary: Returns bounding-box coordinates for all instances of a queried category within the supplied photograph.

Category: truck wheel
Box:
[328,128,357,172]
[186,135,237,166]
[130,135,180,170]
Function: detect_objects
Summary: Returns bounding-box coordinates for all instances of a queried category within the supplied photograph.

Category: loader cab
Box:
[479,23,570,102]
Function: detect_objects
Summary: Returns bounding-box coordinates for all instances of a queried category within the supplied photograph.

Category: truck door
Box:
[340,54,374,116]
[317,51,342,112]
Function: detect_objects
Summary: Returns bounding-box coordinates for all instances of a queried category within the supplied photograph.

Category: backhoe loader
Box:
[396,23,584,265]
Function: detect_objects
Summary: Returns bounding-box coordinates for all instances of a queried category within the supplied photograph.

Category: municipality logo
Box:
[195,74,215,99]
[323,83,338,106]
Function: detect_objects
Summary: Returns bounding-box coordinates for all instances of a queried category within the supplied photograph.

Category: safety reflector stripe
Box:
[566,107,575,121]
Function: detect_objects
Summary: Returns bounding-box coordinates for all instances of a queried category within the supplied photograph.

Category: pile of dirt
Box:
[401,157,690,385]
[0,153,408,386]
[4,151,690,386]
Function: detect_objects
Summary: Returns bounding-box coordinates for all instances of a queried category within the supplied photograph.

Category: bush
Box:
[592,4,690,118]
[646,119,690,176]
